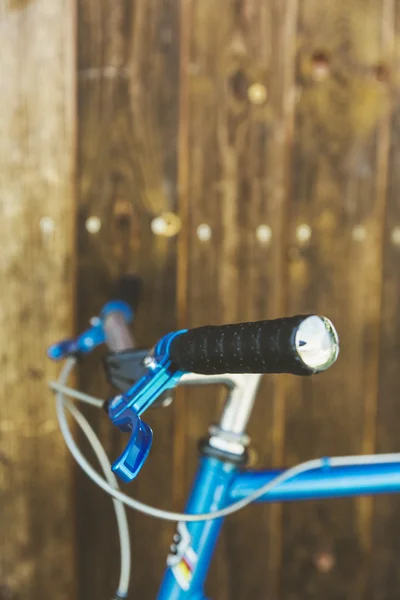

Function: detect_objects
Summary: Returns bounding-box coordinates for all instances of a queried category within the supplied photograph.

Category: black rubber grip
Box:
[169,316,326,376]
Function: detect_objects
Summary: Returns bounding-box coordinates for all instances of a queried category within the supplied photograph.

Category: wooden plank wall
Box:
[179,2,298,598]
[0,1,77,599]
[2,1,400,599]
[281,2,394,598]
[76,1,180,599]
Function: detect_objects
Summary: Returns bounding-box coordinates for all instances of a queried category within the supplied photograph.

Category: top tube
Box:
[229,461,400,503]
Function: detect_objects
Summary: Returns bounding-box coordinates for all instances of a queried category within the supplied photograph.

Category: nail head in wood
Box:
[196,223,212,242]
[39,217,55,234]
[352,225,366,242]
[256,224,272,244]
[85,216,102,234]
[151,212,182,237]
[248,83,268,105]
[296,224,312,243]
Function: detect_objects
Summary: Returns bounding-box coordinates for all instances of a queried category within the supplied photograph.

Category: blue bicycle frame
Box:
[48,302,400,600]
[157,456,400,600]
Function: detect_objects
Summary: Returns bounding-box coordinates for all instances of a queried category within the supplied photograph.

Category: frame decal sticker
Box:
[167,522,198,591]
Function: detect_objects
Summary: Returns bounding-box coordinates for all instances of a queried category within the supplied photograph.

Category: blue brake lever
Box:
[47,301,134,360]
[106,330,187,483]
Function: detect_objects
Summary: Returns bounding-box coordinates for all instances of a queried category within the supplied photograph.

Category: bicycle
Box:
[48,295,400,600]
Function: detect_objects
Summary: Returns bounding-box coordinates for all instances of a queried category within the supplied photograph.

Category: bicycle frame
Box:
[49,312,400,600]
[156,373,400,600]
[157,454,400,600]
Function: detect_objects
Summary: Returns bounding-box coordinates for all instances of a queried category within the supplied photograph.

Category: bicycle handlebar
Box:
[47,275,140,361]
[168,315,339,376]
[103,311,134,353]
[47,302,134,361]
[50,308,339,483]
[102,275,141,353]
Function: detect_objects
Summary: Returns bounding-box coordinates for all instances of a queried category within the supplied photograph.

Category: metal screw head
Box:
[391,226,400,246]
[151,212,182,237]
[196,223,212,242]
[296,224,312,243]
[256,224,272,244]
[352,225,366,242]
[86,216,102,234]
[143,356,158,370]
[39,216,55,234]
[248,83,268,105]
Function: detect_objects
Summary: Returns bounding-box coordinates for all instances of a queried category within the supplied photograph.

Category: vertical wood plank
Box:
[173,0,191,508]
[76,1,180,599]
[372,1,400,596]
[179,1,298,598]
[280,1,392,598]
[0,1,76,599]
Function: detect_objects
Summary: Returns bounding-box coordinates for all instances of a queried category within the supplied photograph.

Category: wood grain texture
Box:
[3,1,400,599]
[74,1,400,598]
[76,1,179,599]
[0,1,77,599]
[178,1,298,598]
[280,1,394,599]
[372,2,400,597]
